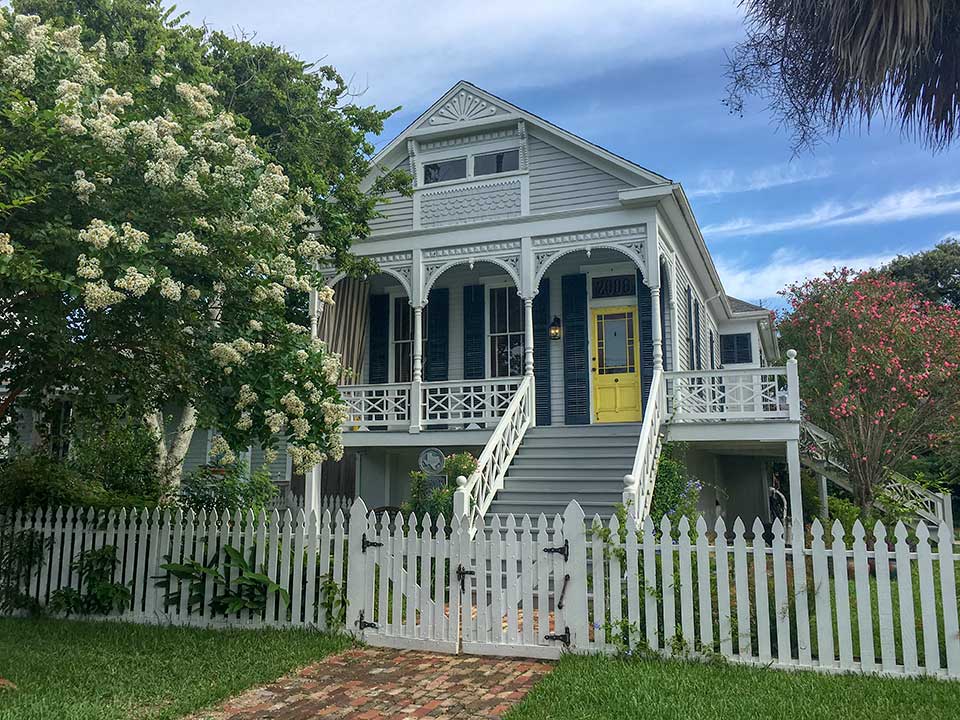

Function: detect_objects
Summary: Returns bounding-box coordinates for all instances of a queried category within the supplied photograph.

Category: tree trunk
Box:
[145,404,198,495]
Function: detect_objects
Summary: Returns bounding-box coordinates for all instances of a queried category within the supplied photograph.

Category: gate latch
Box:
[456,564,475,592]
[361,534,383,553]
[545,626,571,647]
[543,539,569,562]
[556,573,571,610]
[357,610,378,630]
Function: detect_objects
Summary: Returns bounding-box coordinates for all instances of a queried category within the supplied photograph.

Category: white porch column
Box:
[786,438,804,538]
[523,297,534,377]
[523,295,537,426]
[818,474,829,520]
[410,304,424,434]
[650,286,663,372]
[304,284,324,516]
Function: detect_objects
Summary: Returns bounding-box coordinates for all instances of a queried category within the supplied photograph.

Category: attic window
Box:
[423,157,466,184]
[474,149,519,176]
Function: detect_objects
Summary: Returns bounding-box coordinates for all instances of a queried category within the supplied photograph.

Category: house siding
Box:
[527,135,631,213]
[676,263,691,371]
[368,155,413,234]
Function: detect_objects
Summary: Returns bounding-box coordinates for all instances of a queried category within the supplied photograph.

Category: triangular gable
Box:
[365,80,671,190]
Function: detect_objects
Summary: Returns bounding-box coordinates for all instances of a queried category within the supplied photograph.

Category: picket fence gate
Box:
[5,499,960,680]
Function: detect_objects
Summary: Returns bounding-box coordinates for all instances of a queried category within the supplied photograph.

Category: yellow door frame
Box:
[590,305,643,423]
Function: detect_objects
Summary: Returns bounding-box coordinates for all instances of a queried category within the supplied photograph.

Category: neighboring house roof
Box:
[728,296,766,313]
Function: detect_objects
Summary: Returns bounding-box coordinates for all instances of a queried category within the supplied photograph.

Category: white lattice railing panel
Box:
[665,367,790,421]
[421,377,522,428]
[340,383,410,429]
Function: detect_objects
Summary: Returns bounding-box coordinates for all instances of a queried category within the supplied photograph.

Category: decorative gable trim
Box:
[426,90,501,126]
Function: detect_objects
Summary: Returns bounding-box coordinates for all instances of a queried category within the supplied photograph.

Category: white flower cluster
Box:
[290,417,309,439]
[175,82,217,118]
[286,323,308,335]
[297,240,333,261]
[112,40,129,58]
[248,319,263,331]
[78,219,116,249]
[210,342,244,367]
[144,135,188,187]
[317,286,335,306]
[172,231,208,256]
[86,109,125,153]
[158,277,183,301]
[82,279,125,311]
[236,384,258,409]
[114,266,154,297]
[236,412,253,431]
[250,164,289,212]
[288,443,326,472]
[73,170,96,203]
[99,88,133,113]
[282,274,311,292]
[264,409,286,433]
[118,223,148,252]
[252,282,286,306]
[76,254,102,279]
[0,232,13,256]
[280,390,305,418]
[321,353,342,384]
[208,435,236,466]
[321,400,348,427]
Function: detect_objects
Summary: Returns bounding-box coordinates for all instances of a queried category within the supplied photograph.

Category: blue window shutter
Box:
[532,279,552,425]
[694,299,703,370]
[709,330,716,370]
[562,274,589,425]
[686,286,695,370]
[463,285,485,380]
[425,288,449,381]
[637,270,654,406]
[659,271,668,371]
[368,293,389,384]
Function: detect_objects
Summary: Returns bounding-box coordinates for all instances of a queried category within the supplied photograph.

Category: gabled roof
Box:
[728,296,766,314]
[366,80,671,188]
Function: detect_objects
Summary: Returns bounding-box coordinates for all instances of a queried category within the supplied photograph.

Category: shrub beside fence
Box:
[2,499,959,681]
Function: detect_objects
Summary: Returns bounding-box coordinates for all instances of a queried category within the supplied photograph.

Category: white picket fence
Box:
[5,499,960,680]
[3,505,348,630]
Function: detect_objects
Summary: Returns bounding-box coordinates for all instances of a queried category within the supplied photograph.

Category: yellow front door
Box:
[591,305,643,423]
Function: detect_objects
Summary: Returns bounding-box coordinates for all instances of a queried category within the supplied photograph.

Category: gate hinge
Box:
[357,610,378,630]
[456,564,475,592]
[545,626,571,647]
[543,539,569,562]
[361,533,383,553]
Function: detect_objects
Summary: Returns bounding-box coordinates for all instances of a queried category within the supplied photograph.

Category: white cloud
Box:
[715,247,898,304]
[703,184,960,238]
[687,160,833,197]
[175,1,743,110]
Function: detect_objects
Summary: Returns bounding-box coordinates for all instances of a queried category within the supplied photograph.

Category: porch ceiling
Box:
[342,428,493,448]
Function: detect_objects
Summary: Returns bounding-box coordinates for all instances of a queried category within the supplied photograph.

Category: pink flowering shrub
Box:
[780,268,960,512]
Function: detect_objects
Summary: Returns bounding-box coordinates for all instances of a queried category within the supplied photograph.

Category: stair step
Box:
[488,501,618,517]
[524,424,640,438]
[502,479,624,490]
[505,469,627,482]
[510,456,630,470]
[520,436,637,449]
[513,447,634,460]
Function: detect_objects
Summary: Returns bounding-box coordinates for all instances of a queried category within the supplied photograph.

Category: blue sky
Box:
[177,0,960,307]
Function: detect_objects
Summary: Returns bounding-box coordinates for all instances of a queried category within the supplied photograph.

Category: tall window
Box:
[489,287,524,377]
[720,333,753,365]
[392,298,427,382]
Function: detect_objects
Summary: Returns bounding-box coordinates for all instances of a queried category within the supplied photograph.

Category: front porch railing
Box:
[340,382,410,430]
[339,376,523,432]
[420,377,522,428]
[665,353,800,423]
[623,368,665,519]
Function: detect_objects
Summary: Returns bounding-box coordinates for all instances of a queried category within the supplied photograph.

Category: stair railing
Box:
[454,374,535,530]
[624,368,665,519]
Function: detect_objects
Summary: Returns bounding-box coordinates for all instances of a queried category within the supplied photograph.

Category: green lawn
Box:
[505,654,960,720]
[0,617,351,720]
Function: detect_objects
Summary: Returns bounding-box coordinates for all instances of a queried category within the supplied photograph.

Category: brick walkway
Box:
[191,647,553,720]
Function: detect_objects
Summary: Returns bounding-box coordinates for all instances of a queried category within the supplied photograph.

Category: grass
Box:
[0,617,351,720]
[505,654,960,720]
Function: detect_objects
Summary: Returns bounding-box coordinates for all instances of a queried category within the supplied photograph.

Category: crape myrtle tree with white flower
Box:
[0,10,389,487]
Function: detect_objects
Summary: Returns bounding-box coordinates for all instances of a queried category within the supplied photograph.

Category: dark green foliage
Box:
[403,471,454,522]
[0,454,148,510]
[49,546,131,616]
[179,463,278,514]
[68,410,164,498]
[155,552,220,614]
[211,545,290,615]
[318,571,348,629]
[648,443,701,523]
[443,452,478,483]
[0,523,50,614]
[884,238,960,308]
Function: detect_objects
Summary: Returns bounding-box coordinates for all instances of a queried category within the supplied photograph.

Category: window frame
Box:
[417,137,525,188]
[720,332,754,366]
[421,156,468,185]
[486,283,525,378]
[473,148,520,177]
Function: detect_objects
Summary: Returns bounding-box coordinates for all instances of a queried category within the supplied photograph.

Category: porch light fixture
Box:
[549,316,562,341]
